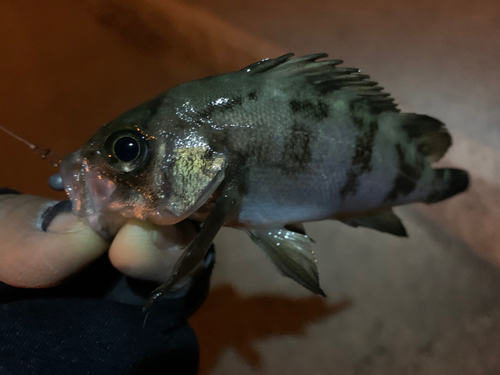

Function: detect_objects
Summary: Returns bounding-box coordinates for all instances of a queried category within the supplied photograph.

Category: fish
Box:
[58,53,470,309]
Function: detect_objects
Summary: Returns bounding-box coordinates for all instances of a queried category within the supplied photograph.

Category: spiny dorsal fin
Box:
[241,53,399,113]
[336,208,408,237]
[241,53,295,74]
[400,114,452,163]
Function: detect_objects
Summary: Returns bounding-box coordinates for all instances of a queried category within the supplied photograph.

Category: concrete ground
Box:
[192,208,500,374]
[0,0,499,374]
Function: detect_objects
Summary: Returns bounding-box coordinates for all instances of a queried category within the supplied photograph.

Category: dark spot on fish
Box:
[145,97,163,122]
[280,120,313,172]
[339,120,379,199]
[348,101,367,130]
[208,128,229,154]
[222,156,250,196]
[245,131,274,163]
[383,144,422,202]
[290,99,329,121]
[203,148,215,160]
[352,115,364,130]
[248,91,258,101]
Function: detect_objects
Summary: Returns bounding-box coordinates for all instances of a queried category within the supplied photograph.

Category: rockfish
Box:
[59,53,469,308]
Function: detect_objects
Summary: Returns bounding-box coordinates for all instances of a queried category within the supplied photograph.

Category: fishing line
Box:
[0,123,62,167]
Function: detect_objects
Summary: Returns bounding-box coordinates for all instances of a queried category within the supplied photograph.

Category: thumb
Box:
[0,191,109,288]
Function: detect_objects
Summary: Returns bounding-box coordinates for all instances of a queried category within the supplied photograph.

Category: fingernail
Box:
[40,200,73,232]
[0,188,21,195]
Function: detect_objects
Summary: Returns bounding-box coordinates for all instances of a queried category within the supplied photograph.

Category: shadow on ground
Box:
[189,284,350,374]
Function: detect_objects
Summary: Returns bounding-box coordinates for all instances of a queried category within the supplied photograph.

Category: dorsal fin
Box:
[242,53,399,113]
[241,53,295,74]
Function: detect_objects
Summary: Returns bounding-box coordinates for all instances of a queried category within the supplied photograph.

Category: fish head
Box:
[60,98,227,237]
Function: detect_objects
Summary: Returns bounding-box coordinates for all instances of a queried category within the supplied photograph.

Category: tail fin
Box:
[400,114,452,163]
[424,168,470,203]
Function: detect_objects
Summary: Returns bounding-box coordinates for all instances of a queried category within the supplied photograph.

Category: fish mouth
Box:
[58,144,225,237]
[59,150,125,238]
[59,150,186,238]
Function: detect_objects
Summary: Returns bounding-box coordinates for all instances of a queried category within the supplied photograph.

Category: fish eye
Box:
[114,136,139,162]
[103,130,148,173]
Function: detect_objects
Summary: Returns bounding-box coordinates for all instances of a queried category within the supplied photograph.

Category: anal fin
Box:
[248,227,326,297]
[337,208,408,237]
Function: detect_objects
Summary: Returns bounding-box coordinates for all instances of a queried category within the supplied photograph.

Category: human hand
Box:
[0,191,207,375]
[0,189,198,290]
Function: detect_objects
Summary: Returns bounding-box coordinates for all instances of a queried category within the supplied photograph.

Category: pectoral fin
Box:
[248,227,326,297]
[339,208,408,237]
[144,182,242,310]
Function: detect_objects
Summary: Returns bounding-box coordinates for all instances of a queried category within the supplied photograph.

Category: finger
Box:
[0,194,109,288]
[108,219,198,285]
